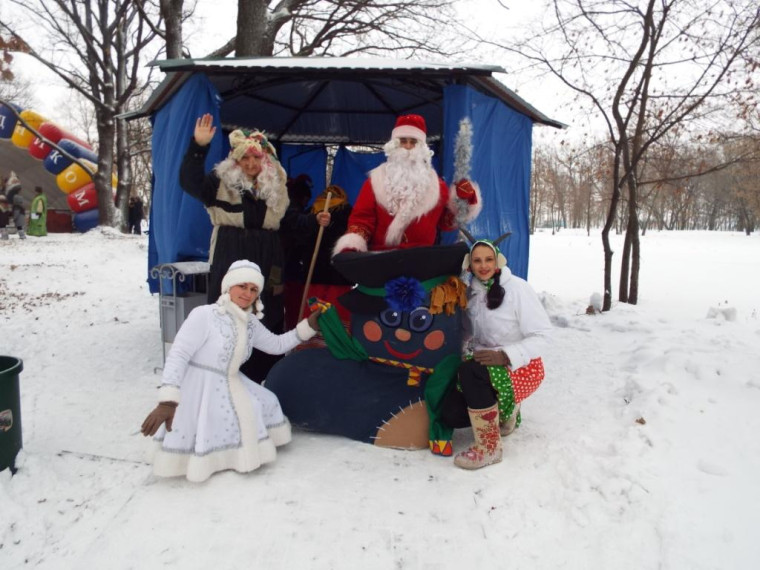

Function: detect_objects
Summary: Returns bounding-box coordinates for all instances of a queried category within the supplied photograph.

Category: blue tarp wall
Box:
[148,75,532,292]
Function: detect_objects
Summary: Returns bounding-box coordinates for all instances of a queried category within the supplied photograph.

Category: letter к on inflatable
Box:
[266,243,469,456]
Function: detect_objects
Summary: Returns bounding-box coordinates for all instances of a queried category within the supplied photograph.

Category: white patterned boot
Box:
[454,403,503,470]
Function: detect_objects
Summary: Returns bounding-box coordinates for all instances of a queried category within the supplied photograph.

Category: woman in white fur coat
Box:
[440,240,552,470]
[141,260,320,483]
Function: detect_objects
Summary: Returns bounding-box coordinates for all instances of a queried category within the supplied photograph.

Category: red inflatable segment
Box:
[28,123,64,159]
[67,182,98,213]
[29,123,93,160]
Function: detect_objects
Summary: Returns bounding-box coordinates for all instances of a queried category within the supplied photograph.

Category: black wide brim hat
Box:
[333,243,468,314]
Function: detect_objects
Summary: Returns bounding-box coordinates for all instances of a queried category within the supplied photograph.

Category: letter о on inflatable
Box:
[11,110,47,149]
[57,159,118,196]
[57,160,96,194]
[44,139,98,176]
[0,102,22,138]
[67,182,98,213]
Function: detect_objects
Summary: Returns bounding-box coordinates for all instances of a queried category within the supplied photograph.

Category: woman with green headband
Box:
[441,239,552,470]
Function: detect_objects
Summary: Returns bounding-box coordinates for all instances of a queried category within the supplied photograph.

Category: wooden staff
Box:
[299,192,332,320]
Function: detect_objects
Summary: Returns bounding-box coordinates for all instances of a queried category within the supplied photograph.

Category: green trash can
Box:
[0,356,23,474]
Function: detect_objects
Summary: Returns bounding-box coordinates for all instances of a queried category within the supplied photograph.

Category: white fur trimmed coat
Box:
[463,268,552,370]
[151,296,316,482]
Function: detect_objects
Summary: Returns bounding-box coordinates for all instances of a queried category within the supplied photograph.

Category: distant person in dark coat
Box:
[128,195,144,235]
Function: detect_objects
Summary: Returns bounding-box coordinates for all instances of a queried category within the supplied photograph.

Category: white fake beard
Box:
[215,158,254,194]
[254,156,280,203]
[382,139,436,215]
[216,155,278,195]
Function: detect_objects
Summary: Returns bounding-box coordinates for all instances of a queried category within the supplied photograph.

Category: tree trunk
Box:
[629,212,641,304]
[160,0,185,59]
[236,0,273,56]
[116,115,132,231]
[95,107,116,226]
[601,182,621,311]
[619,219,632,303]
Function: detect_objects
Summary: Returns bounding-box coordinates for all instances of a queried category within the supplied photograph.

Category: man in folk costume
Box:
[180,114,290,382]
[333,114,482,254]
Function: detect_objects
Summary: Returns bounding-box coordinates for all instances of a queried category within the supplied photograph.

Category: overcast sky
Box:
[5,0,573,143]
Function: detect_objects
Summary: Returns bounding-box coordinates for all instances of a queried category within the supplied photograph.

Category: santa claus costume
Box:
[333,114,482,254]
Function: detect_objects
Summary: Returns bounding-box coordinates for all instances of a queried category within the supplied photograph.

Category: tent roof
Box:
[129,57,564,144]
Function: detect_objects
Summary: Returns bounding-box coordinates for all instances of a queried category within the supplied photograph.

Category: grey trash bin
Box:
[0,356,23,474]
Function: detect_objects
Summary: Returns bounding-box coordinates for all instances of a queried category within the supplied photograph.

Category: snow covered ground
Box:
[1,228,759,569]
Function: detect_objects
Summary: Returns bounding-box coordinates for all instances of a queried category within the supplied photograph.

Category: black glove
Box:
[141,401,178,436]
[472,350,510,367]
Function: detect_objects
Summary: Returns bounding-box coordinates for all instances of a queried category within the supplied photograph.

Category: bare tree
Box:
[1,1,160,228]
[0,70,37,110]
[484,0,760,310]
[161,0,463,59]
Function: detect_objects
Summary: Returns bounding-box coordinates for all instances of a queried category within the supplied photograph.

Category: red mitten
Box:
[455,179,478,205]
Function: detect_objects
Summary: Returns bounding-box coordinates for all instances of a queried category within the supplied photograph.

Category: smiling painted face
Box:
[352,306,461,369]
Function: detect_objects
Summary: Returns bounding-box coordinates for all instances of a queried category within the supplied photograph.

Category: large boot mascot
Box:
[266,243,468,455]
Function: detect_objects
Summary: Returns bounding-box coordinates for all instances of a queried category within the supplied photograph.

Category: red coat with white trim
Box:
[333,163,481,253]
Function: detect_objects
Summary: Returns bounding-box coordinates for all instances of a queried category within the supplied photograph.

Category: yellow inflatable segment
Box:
[11,110,48,148]
[56,160,118,194]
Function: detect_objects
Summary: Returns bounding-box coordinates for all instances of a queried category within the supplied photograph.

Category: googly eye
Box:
[379,309,402,327]
[408,308,433,332]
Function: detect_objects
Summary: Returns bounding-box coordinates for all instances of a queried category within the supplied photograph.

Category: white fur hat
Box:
[221,260,265,294]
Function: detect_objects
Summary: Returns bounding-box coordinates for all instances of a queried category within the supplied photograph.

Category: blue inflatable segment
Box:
[73,209,99,233]
[0,102,22,139]
[43,139,98,175]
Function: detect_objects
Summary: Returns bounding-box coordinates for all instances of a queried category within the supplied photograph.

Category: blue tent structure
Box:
[129,57,563,292]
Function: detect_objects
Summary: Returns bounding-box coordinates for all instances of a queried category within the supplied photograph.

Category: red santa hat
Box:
[391,114,427,143]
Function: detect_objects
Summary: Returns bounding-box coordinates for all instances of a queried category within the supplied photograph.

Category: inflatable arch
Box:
[0,102,117,232]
